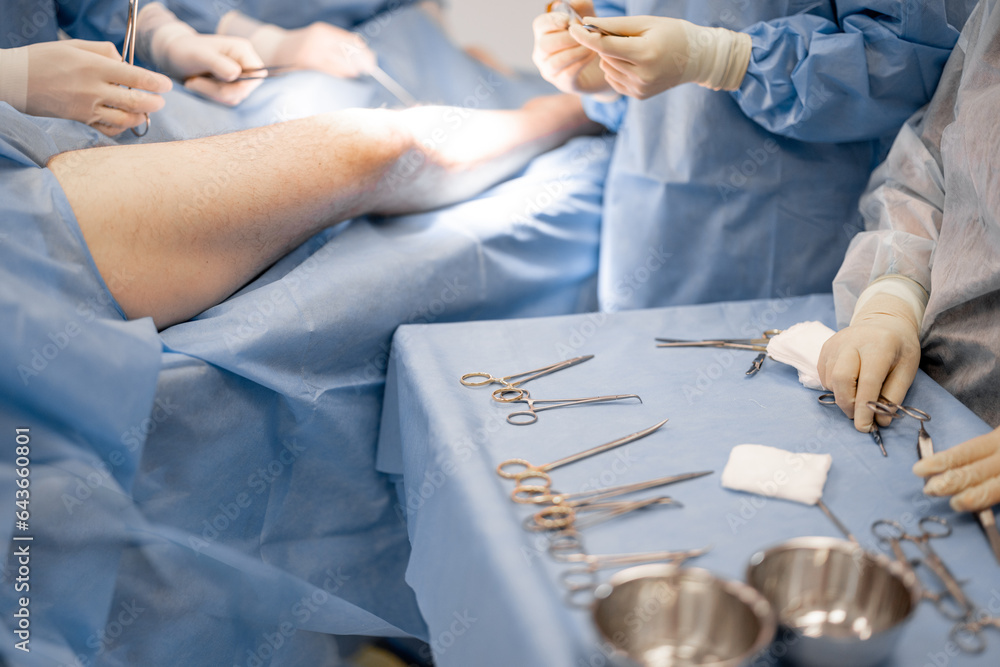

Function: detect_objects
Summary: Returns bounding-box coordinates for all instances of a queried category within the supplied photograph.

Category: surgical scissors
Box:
[546,0,626,37]
[818,393,888,457]
[122,0,149,137]
[460,354,594,402]
[497,418,669,487]
[505,389,640,425]
[655,329,782,352]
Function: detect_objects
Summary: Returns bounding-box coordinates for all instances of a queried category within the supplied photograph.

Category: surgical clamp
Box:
[505,389,641,425]
[496,418,669,487]
[461,354,594,402]
[122,0,149,137]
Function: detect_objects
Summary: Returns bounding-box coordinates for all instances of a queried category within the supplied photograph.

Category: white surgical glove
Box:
[568,15,752,98]
[137,2,264,106]
[217,11,375,79]
[0,40,172,136]
[916,427,1000,513]
[531,0,616,98]
[817,276,927,433]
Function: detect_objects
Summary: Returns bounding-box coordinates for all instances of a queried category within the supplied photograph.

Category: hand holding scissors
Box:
[820,393,889,456]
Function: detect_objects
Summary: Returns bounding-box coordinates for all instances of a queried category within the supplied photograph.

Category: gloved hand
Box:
[137,3,264,106]
[818,281,924,433]
[0,40,172,136]
[217,11,376,78]
[915,427,1000,512]
[569,15,752,97]
[531,0,615,97]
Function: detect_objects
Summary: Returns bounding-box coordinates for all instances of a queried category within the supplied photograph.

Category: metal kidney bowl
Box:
[592,564,777,667]
[745,536,921,667]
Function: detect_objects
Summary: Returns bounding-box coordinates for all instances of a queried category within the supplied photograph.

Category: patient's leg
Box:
[48,94,597,329]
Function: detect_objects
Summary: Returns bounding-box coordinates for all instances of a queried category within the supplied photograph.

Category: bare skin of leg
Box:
[48,94,598,329]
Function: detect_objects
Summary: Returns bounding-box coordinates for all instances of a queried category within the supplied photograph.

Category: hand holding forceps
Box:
[497,418,669,487]
[460,354,594,402]
[819,393,892,456]
[123,0,149,137]
[547,1,627,37]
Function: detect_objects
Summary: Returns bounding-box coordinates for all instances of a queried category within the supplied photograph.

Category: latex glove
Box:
[217,11,376,78]
[0,40,171,136]
[915,427,1000,512]
[137,3,263,106]
[818,280,925,433]
[569,15,752,97]
[531,0,615,97]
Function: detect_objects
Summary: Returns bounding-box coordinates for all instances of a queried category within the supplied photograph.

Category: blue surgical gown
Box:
[585,0,978,311]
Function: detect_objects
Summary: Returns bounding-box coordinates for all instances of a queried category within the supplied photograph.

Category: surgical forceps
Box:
[873,516,1000,653]
[546,1,626,37]
[460,354,594,402]
[186,65,299,83]
[497,418,669,487]
[818,393,888,457]
[524,496,679,532]
[656,329,781,376]
[122,0,149,137]
[873,517,972,620]
[547,534,710,607]
[655,329,781,352]
[511,471,713,505]
[505,389,640,425]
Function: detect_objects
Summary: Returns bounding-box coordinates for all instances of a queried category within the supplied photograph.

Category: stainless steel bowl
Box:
[746,536,921,667]
[592,564,777,667]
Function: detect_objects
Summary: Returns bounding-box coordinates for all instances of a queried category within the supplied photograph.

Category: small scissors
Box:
[461,354,594,402]
[505,389,640,425]
[655,329,782,352]
[546,1,626,37]
[819,393,888,456]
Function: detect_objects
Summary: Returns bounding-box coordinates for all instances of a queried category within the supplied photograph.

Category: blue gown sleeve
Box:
[735,0,977,142]
[580,0,628,131]
[54,0,221,45]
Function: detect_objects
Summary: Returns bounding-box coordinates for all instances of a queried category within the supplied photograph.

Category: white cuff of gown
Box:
[851,275,929,329]
[0,47,29,113]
